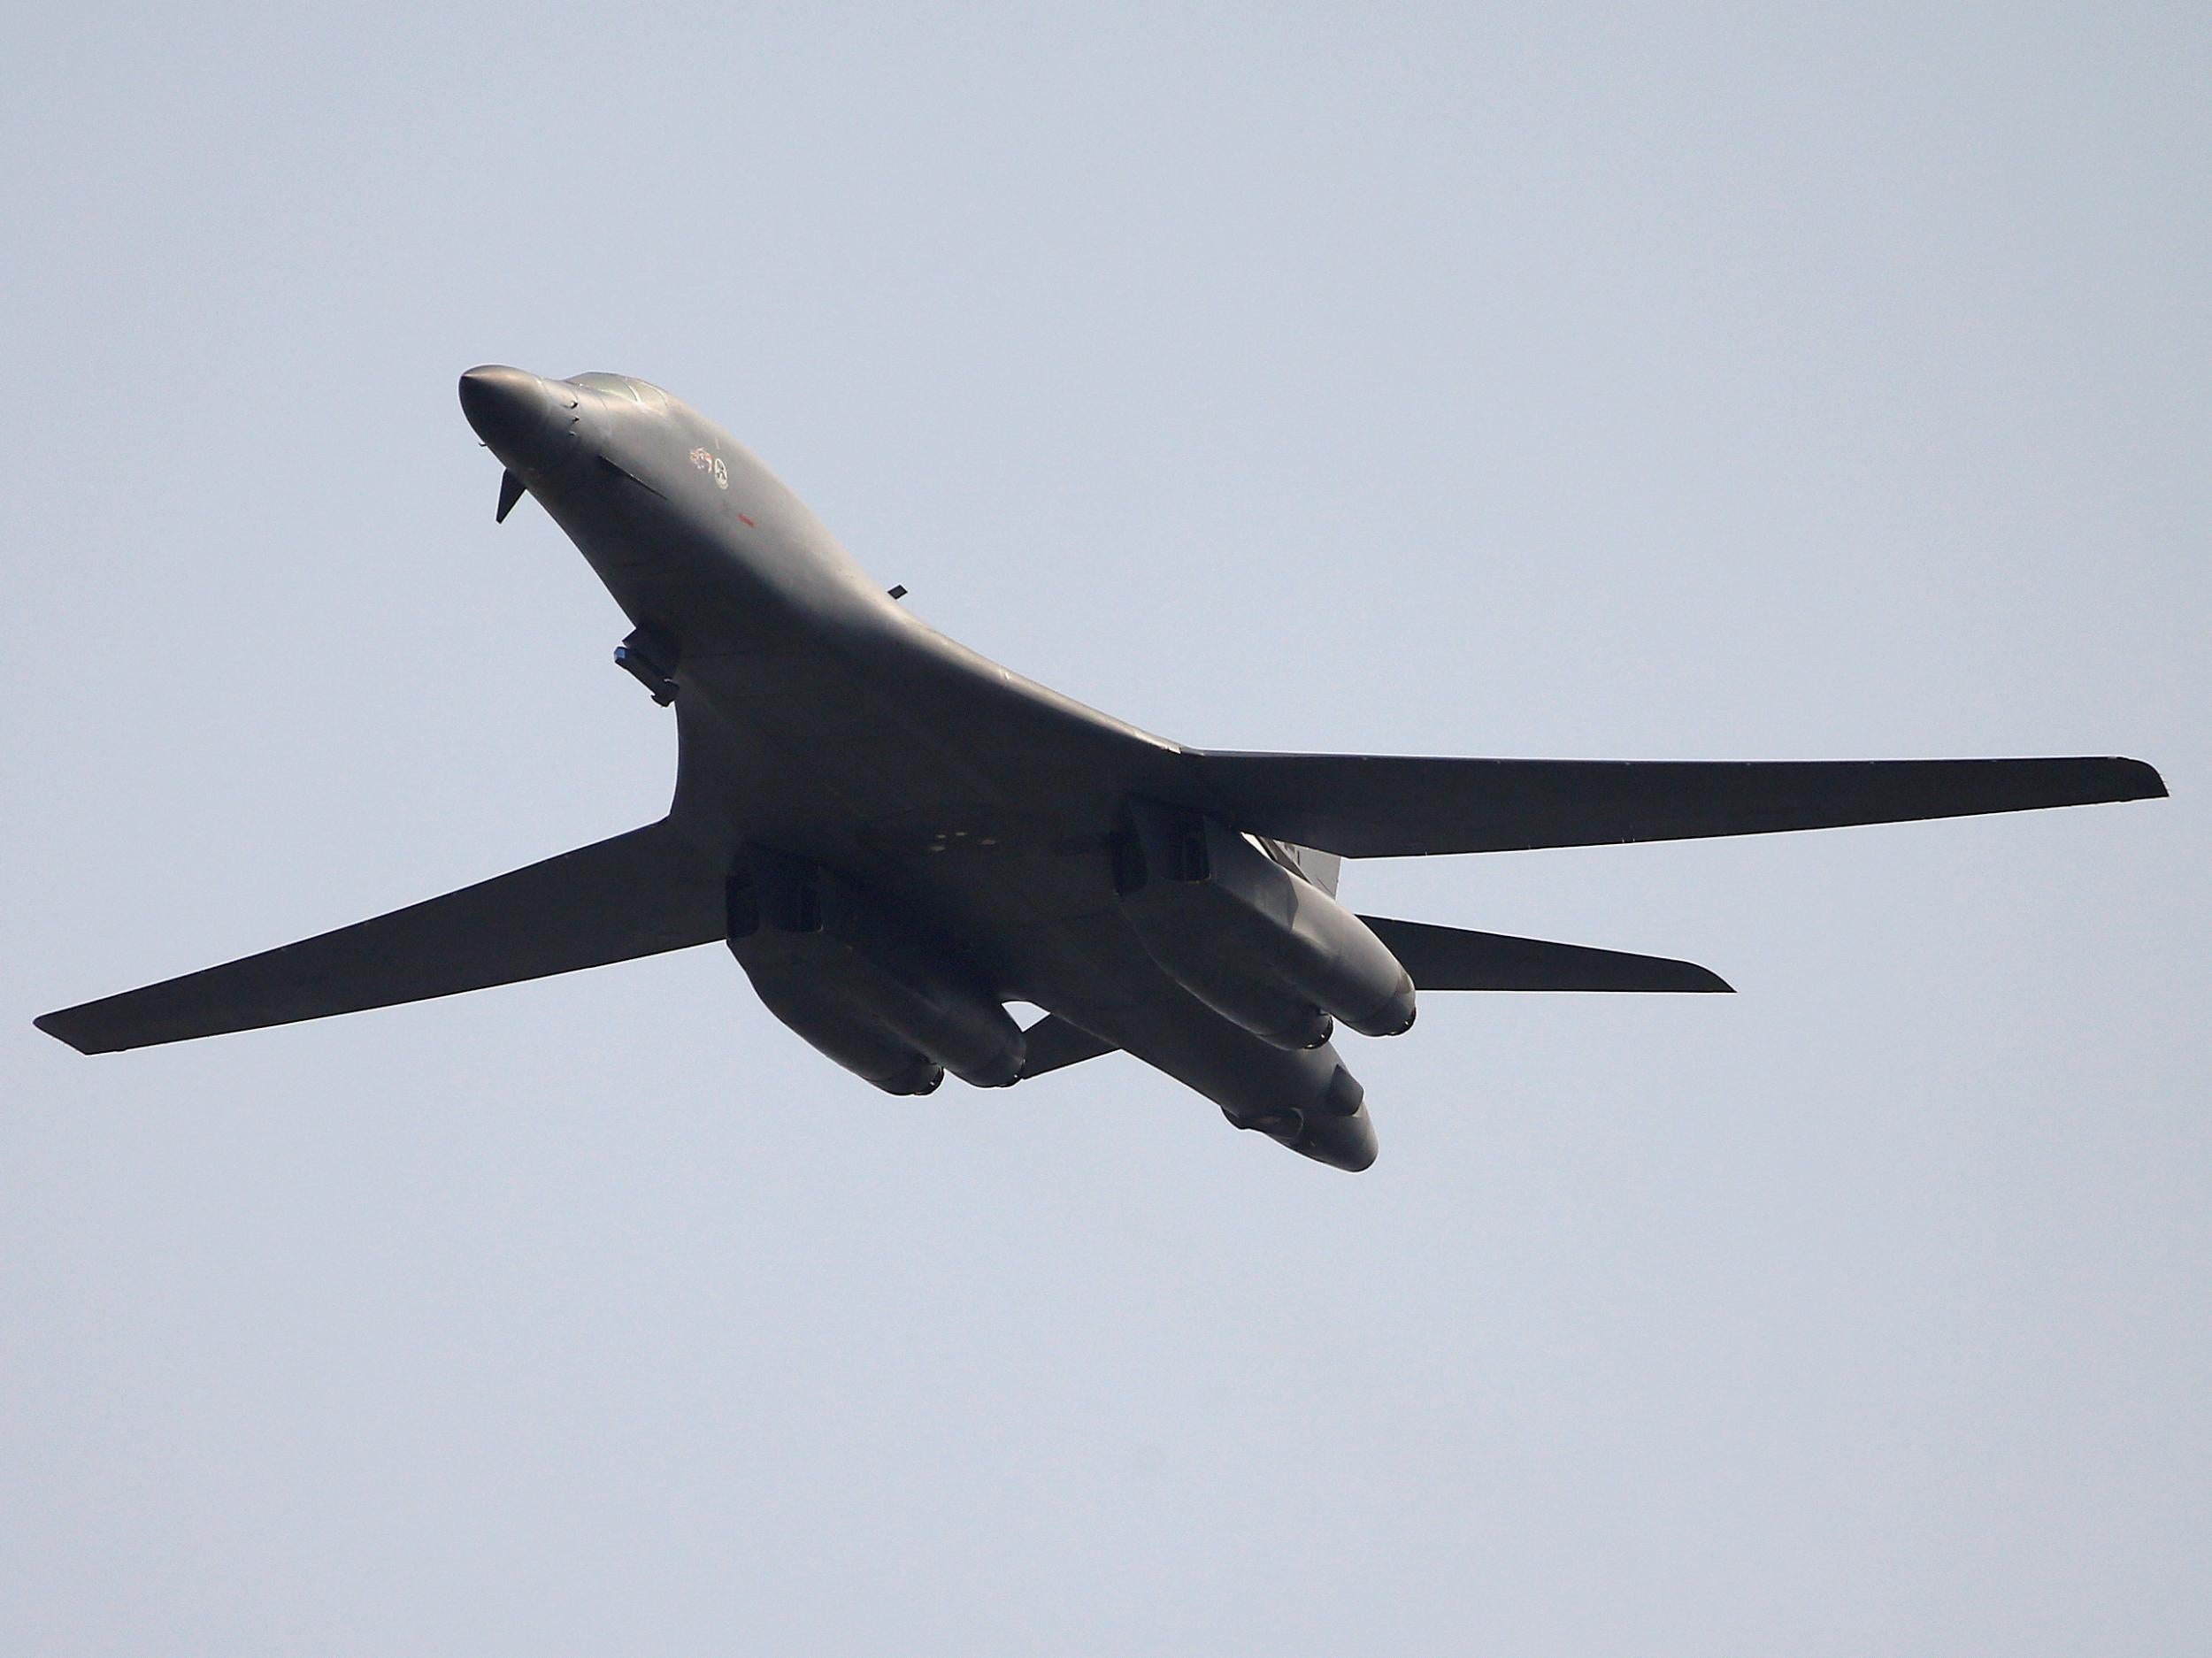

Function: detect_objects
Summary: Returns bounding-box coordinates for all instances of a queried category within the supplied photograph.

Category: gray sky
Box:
[4,5,2205,1654]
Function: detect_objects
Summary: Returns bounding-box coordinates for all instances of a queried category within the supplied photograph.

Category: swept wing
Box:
[1179,753,2164,858]
[37,820,723,1054]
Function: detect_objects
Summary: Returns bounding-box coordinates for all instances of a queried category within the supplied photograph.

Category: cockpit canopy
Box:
[567,372,670,410]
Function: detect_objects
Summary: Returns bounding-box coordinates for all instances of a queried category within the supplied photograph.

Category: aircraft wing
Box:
[35,819,726,1054]
[1181,753,2166,858]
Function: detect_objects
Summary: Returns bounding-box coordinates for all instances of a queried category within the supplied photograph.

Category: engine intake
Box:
[726,847,1025,1092]
[1115,799,1416,1048]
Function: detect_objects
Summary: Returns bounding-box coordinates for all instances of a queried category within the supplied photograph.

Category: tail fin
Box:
[1360,916,1731,994]
[1018,1013,1118,1078]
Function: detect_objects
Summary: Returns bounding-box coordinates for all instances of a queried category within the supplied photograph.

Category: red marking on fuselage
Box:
[737,512,756,526]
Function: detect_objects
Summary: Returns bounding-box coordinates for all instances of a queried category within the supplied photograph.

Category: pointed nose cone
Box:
[459,365,569,472]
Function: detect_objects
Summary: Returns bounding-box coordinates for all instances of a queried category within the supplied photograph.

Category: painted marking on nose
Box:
[737,512,756,526]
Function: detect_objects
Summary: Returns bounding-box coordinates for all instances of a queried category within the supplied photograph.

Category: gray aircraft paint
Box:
[34,367,2167,1171]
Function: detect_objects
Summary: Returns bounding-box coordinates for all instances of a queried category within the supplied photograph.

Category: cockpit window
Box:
[567,372,668,410]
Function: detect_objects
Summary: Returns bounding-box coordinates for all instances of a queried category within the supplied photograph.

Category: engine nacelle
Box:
[1227,1063,1376,1170]
[1115,798,1416,1048]
[726,847,1025,1092]
[740,979,948,1096]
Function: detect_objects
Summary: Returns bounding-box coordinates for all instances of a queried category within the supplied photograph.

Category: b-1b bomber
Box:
[35,367,2167,1170]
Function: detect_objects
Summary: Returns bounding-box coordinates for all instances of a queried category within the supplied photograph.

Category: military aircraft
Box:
[35,366,2167,1170]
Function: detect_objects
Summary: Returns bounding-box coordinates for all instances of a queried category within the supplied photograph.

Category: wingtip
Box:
[2116,757,2168,801]
[34,1009,105,1055]
[1658,958,1735,994]
[1624,949,1734,994]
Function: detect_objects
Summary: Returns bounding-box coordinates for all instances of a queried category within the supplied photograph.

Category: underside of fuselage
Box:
[684,697,1390,1167]
[644,553,1390,1171]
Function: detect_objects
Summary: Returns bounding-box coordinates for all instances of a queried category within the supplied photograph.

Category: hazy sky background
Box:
[4,5,2205,1654]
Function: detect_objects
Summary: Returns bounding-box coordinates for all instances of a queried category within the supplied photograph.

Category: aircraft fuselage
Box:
[477,365,1386,1169]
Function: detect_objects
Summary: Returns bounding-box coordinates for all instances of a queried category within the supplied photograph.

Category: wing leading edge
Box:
[35,820,726,1054]
[1179,753,2165,858]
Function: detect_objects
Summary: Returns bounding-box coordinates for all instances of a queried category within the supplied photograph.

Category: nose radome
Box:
[458,365,564,465]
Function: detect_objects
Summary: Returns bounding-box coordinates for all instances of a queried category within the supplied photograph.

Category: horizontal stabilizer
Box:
[36,819,725,1054]
[1184,752,2165,858]
[1018,1013,1117,1078]
[1361,916,1732,993]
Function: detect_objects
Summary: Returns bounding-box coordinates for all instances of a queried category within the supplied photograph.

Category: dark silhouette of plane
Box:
[35,367,2168,1170]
